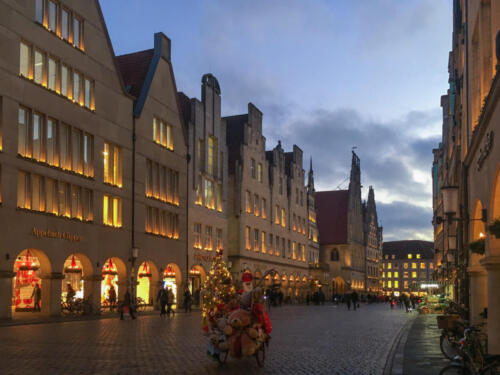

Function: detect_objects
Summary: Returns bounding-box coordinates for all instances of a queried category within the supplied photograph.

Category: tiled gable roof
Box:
[116,49,154,98]
[382,240,434,260]
[315,190,349,245]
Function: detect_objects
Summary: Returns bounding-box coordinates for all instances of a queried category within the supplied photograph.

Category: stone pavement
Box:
[388,313,449,375]
[0,303,412,375]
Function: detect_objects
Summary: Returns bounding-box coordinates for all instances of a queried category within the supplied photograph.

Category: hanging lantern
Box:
[102,258,118,275]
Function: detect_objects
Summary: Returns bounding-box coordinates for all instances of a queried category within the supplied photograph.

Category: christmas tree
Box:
[201,249,236,328]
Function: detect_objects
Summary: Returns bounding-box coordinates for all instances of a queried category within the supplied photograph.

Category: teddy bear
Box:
[224,308,257,358]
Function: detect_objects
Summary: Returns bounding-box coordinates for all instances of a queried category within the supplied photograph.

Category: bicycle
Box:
[440,327,500,375]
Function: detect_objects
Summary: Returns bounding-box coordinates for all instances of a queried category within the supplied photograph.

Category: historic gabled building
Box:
[117,32,188,307]
[225,104,310,299]
[177,73,228,302]
[316,152,378,296]
[306,159,322,286]
[363,186,383,293]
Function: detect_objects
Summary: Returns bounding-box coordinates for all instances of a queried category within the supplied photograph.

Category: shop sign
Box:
[193,251,217,263]
[32,227,83,242]
[477,131,494,171]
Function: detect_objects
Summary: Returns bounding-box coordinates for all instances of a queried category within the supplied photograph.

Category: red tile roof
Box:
[116,49,154,98]
[315,190,349,245]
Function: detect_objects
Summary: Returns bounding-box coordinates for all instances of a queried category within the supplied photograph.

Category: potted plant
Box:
[488,218,500,238]
[469,239,485,255]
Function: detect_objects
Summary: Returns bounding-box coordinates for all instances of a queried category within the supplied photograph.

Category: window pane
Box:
[18,108,28,156]
[103,195,109,225]
[34,50,43,84]
[48,58,56,91]
[61,9,69,40]
[48,1,57,31]
[32,113,43,161]
[61,65,68,97]
[19,43,30,77]
[17,171,29,209]
[73,72,80,103]
[59,123,70,169]
[73,18,80,48]
[83,134,93,177]
[71,128,82,173]
[35,0,43,23]
[31,174,43,211]
[103,142,110,183]
[46,118,57,166]
[84,79,91,108]
[167,125,173,150]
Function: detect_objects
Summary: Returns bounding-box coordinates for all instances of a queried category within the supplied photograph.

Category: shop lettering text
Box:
[194,252,217,262]
[32,227,83,242]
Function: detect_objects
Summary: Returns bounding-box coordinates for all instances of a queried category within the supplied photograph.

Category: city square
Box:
[1,1,500,374]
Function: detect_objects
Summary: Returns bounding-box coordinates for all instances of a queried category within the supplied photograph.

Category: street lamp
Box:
[442,185,459,216]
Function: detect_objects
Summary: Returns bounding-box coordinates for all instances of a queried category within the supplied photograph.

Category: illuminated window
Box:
[254,194,260,216]
[275,205,280,224]
[245,226,251,250]
[48,57,57,91]
[404,272,408,278]
[19,42,31,78]
[73,71,82,104]
[257,163,263,182]
[34,50,44,85]
[408,254,412,259]
[293,213,297,231]
[153,117,173,150]
[73,16,82,49]
[216,228,223,251]
[245,191,252,213]
[35,0,44,23]
[216,183,222,212]
[251,159,256,179]
[412,272,417,278]
[84,79,93,109]
[403,263,408,269]
[412,263,417,269]
[383,263,385,269]
[268,233,274,255]
[103,194,122,227]
[387,263,392,269]
[420,262,426,269]
[261,198,267,219]
[193,223,202,249]
[404,281,408,289]
[394,272,399,278]
[302,244,306,261]
[204,226,213,250]
[104,142,122,187]
[61,65,69,97]
[416,254,421,259]
[145,206,178,239]
[195,178,202,206]
[384,255,388,260]
[382,281,386,288]
[394,281,399,288]
[430,263,434,269]
[204,179,214,209]
[18,107,29,157]
[61,8,69,40]
[387,272,392,278]
[208,136,217,176]
[145,160,179,206]
[382,272,385,278]
[254,229,259,251]
[281,208,286,227]
[48,1,57,32]
[292,241,297,259]
[388,281,392,288]
[261,231,267,253]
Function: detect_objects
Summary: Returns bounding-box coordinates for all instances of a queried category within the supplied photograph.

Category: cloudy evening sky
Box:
[101,0,453,241]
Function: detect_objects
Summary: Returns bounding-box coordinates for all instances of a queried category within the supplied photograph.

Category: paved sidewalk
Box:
[401,314,449,375]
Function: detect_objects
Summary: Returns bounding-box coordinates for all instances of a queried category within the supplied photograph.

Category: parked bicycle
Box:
[61,296,94,316]
[440,327,500,375]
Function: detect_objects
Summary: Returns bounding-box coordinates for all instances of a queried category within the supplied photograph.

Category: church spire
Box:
[307,156,315,192]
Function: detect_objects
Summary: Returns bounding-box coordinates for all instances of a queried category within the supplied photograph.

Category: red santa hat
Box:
[242,271,253,283]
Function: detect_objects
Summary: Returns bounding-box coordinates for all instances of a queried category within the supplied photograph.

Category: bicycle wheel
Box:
[439,364,471,375]
[255,345,265,368]
[441,333,460,360]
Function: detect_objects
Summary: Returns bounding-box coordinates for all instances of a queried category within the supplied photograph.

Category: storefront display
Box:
[101,258,118,305]
[163,265,177,308]
[13,250,41,311]
[137,261,152,304]
[62,255,84,301]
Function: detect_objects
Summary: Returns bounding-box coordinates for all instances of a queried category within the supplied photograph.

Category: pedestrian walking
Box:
[319,289,325,305]
[166,288,175,316]
[108,285,117,312]
[351,291,359,311]
[345,293,352,310]
[157,286,167,317]
[31,283,42,312]
[120,289,136,320]
[183,287,192,313]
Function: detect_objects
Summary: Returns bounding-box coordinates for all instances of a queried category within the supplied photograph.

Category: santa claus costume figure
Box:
[240,271,253,310]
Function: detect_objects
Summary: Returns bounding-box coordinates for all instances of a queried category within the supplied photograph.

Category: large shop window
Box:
[103,194,122,228]
[145,159,179,205]
[101,258,119,307]
[13,250,42,311]
[137,262,152,305]
[62,255,84,302]
[163,266,177,308]
[18,107,94,177]
[104,142,122,187]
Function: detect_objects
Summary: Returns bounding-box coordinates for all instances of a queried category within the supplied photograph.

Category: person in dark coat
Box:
[120,289,136,320]
[157,286,167,317]
[183,288,192,313]
[351,291,359,311]
[108,285,117,312]
[345,293,352,310]
[31,283,42,312]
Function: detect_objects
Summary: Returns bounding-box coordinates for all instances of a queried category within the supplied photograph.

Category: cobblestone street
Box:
[0,304,413,375]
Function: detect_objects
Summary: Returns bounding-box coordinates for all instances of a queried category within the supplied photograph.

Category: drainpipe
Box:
[131,114,137,299]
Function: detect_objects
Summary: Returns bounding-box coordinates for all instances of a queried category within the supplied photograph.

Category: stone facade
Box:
[363,187,383,293]
[432,0,500,354]
[225,104,311,298]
